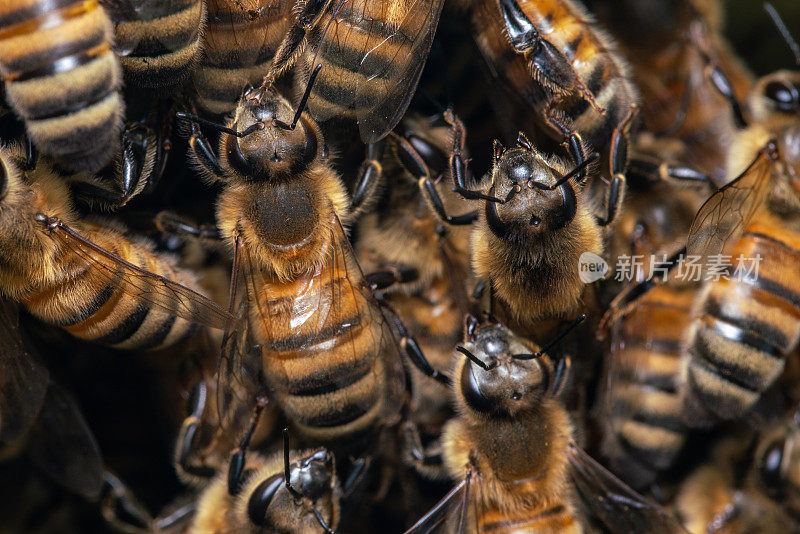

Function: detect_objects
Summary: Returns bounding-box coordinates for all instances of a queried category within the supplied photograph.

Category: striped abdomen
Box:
[472,0,635,151]
[301,0,433,123]
[22,223,199,350]
[0,0,123,172]
[607,284,693,489]
[251,243,393,445]
[108,0,205,90]
[478,502,579,533]
[683,214,800,423]
[192,0,288,116]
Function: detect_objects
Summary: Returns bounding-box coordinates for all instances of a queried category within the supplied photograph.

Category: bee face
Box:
[459,325,548,417]
[225,91,318,181]
[246,450,334,528]
[489,147,577,237]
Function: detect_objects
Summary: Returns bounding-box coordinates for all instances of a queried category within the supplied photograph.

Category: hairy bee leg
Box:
[265,0,334,84]
[227,397,269,496]
[596,106,637,226]
[627,155,712,186]
[375,295,452,386]
[186,120,226,179]
[390,131,479,225]
[100,472,154,532]
[349,141,386,219]
[155,211,223,242]
[174,381,217,480]
[442,109,503,202]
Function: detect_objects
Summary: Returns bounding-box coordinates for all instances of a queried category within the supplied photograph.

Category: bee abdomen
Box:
[111,0,205,89]
[480,503,578,533]
[22,233,197,350]
[0,0,123,172]
[192,3,287,115]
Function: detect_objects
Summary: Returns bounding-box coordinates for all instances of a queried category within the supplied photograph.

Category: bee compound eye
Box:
[247,474,284,526]
[764,81,799,112]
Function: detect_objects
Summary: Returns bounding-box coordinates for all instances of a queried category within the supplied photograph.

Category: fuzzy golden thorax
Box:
[217,164,350,281]
[471,143,603,321]
[444,328,574,512]
[0,147,77,296]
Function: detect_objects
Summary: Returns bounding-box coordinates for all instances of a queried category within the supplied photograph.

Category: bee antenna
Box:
[456,345,496,371]
[765,3,800,66]
[531,153,599,191]
[312,508,336,534]
[283,428,303,500]
[175,112,264,138]
[532,314,586,358]
[275,64,323,131]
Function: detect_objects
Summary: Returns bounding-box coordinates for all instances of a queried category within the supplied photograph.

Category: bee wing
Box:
[567,443,687,534]
[0,300,49,443]
[404,474,471,534]
[305,0,444,142]
[26,383,105,500]
[217,236,263,429]
[686,142,776,262]
[42,218,232,330]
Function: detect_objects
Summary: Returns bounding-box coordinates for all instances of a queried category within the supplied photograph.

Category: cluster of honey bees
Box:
[1,0,800,532]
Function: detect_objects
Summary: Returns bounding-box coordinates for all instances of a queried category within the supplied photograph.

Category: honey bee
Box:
[0,143,230,351]
[259,0,445,142]
[182,77,414,452]
[589,0,753,186]
[101,0,206,91]
[469,130,606,344]
[454,0,638,188]
[192,0,291,117]
[405,315,686,533]
[0,0,124,173]
[680,7,800,426]
[190,429,341,534]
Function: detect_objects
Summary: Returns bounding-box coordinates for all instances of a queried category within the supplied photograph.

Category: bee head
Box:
[246,448,335,529]
[223,89,320,182]
[486,135,578,241]
[456,322,551,418]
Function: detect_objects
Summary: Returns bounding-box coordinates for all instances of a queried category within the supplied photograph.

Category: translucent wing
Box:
[404,473,471,534]
[568,443,687,534]
[0,300,49,443]
[243,213,404,432]
[26,384,105,500]
[304,0,444,142]
[40,217,232,330]
[686,142,777,261]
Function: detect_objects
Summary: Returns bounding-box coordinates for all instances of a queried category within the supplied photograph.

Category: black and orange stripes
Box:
[0,0,123,172]
[105,0,206,90]
[605,283,694,489]
[684,213,800,422]
[192,0,289,116]
[250,237,393,445]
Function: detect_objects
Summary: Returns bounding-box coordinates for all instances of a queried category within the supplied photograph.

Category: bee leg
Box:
[174,381,217,481]
[341,457,370,498]
[186,120,226,180]
[227,397,269,496]
[375,295,451,386]
[595,106,637,226]
[402,421,445,473]
[23,135,38,170]
[701,53,748,128]
[266,0,334,83]
[117,122,156,204]
[364,265,419,291]
[442,109,503,202]
[100,471,154,532]
[349,141,386,219]
[155,211,223,242]
[627,155,712,186]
